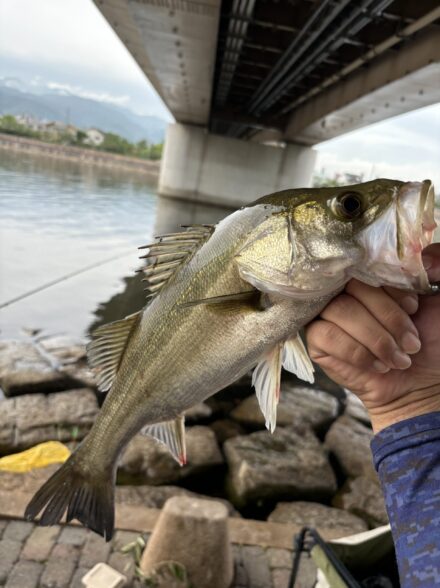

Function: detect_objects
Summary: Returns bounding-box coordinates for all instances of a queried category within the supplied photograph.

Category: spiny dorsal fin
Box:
[138,224,215,301]
[252,343,283,433]
[140,415,186,465]
[282,334,315,384]
[87,311,142,392]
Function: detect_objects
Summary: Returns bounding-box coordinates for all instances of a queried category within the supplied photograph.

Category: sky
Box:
[0,0,439,187]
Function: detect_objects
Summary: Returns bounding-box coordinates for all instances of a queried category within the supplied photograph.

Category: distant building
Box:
[84,128,104,146]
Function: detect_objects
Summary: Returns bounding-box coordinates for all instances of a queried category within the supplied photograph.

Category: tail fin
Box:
[24,454,115,541]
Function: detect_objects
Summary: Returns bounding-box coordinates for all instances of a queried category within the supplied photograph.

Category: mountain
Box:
[0,82,167,144]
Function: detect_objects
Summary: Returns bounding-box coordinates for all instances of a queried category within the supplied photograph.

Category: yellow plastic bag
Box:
[0,441,70,473]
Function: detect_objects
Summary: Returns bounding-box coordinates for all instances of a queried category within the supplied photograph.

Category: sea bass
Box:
[25,179,438,539]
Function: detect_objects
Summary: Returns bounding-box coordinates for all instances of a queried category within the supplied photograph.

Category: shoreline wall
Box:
[0,132,161,179]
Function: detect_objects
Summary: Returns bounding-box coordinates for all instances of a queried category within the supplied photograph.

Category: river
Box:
[0,151,231,340]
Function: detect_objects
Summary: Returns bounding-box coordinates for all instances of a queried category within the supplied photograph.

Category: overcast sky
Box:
[0,0,439,187]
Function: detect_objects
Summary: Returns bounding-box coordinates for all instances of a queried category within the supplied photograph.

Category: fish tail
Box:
[24,450,115,541]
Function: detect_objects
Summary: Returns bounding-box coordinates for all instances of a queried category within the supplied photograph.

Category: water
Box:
[0,150,232,340]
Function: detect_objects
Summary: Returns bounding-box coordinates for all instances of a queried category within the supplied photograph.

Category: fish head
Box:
[348,179,437,292]
[236,179,437,298]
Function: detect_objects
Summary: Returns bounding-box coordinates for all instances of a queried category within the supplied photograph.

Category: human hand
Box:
[305,243,440,433]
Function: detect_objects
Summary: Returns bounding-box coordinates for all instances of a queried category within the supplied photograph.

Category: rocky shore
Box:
[0,335,388,540]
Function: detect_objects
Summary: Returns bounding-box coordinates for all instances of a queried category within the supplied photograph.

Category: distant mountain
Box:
[0,81,167,144]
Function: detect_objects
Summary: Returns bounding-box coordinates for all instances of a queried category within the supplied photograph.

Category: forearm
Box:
[371,412,440,587]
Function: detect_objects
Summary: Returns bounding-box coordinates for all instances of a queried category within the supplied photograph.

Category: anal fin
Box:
[252,344,283,433]
[141,416,186,465]
[282,334,314,384]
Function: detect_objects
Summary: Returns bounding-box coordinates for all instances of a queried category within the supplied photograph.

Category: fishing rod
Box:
[0,248,136,310]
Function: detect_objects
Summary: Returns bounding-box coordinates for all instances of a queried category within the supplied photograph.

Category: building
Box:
[84,128,104,146]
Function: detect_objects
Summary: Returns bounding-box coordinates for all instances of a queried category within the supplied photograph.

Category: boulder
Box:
[115,485,239,517]
[119,426,223,485]
[0,388,98,454]
[224,426,337,506]
[267,501,367,537]
[210,419,246,444]
[0,340,81,396]
[325,415,376,479]
[184,402,212,423]
[231,385,340,433]
[0,464,58,494]
[333,476,388,527]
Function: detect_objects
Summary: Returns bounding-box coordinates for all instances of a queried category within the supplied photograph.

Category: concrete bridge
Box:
[94,0,440,206]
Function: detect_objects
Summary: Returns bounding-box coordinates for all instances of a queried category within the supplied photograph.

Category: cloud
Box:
[46,82,130,107]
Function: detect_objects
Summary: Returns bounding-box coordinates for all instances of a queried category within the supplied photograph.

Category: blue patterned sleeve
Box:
[371,412,440,587]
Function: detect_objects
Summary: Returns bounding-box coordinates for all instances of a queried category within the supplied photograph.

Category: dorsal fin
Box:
[138,224,215,301]
[87,311,141,392]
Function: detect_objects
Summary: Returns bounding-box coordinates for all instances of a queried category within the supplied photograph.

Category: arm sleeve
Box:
[371,411,440,587]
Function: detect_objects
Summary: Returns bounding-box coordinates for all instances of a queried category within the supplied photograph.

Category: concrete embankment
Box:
[0,132,161,180]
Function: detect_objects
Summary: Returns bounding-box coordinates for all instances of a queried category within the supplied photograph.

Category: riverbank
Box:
[0,133,160,180]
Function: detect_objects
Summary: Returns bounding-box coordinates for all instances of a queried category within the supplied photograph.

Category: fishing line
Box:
[0,248,136,310]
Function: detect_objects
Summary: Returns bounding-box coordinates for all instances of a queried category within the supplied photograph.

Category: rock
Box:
[267,501,368,537]
[115,485,239,517]
[325,415,376,479]
[184,402,212,423]
[0,340,81,397]
[40,336,97,389]
[210,419,246,444]
[140,496,233,588]
[0,388,98,454]
[119,426,223,484]
[231,384,340,433]
[0,465,58,494]
[224,427,337,506]
[333,476,388,527]
[344,389,371,425]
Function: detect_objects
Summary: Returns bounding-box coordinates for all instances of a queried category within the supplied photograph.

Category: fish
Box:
[24,178,437,540]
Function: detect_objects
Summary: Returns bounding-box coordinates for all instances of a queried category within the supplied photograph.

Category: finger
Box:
[383,287,418,315]
[423,244,440,282]
[321,293,413,370]
[345,280,420,356]
[306,319,390,374]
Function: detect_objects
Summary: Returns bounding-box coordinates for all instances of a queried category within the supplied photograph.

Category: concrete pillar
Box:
[159,123,316,207]
[140,496,233,588]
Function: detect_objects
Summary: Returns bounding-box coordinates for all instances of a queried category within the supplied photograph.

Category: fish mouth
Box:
[352,180,438,293]
[396,180,437,292]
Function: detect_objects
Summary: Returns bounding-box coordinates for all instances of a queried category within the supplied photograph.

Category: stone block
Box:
[0,389,98,454]
[79,533,112,569]
[0,539,23,585]
[2,521,34,542]
[224,427,337,506]
[58,526,89,547]
[40,543,79,588]
[0,341,80,396]
[266,548,292,570]
[240,545,271,588]
[333,476,388,527]
[5,560,43,588]
[325,416,376,480]
[267,501,367,537]
[119,426,223,485]
[107,553,135,584]
[141,496,233,588]
[231,385,340,433]
[21,526,60,562]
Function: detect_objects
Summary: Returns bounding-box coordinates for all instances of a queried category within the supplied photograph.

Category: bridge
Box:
[94,0,440,206]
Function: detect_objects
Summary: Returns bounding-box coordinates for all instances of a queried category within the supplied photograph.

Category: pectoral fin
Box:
[252,344,283,433]
[282,334,315,384]
[141,416,186,465]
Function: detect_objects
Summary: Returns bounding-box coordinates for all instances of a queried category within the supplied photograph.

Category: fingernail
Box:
[401,296,418,315]
[373,360,390,373]
[401,332,421,354]
[393,349,412,369]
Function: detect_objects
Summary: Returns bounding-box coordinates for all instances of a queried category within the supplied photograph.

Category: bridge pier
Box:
[158,123,316,208]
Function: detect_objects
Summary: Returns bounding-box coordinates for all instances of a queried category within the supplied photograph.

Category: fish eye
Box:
[331,192,363,220]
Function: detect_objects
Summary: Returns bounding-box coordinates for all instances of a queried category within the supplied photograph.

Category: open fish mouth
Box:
[353,180,438,293]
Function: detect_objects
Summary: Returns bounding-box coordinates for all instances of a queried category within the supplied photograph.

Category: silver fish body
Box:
[25,179,437,539]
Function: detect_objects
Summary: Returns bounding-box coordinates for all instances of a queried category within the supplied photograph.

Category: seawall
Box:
[0,132,161,180]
